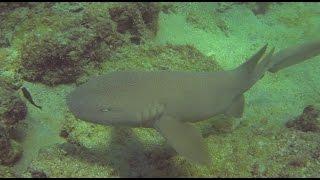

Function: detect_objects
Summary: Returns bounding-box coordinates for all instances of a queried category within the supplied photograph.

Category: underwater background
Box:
[0,2,320,178]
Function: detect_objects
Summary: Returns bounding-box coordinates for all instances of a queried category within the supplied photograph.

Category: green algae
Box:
[0,2,320,178]
[1,2,161,86]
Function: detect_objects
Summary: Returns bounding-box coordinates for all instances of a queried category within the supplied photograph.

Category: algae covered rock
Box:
[18,32,84,86]
[30,169,48,178]
[0,78,26,126]
[0,125,23,166]
[0,2,37,15]
[102,44,222,72]
[109,2,160,44]
[236,2,273,15]
[13,2,161,86]
[286,105,320,132]
[0,78,25,166]
[0,3,52,48]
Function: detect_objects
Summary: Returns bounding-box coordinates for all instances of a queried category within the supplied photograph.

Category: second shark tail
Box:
[233,39,320,95]
[268,40,320,73]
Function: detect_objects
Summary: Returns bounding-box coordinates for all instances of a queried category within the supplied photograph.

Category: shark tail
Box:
[233,44,275,93]
[268,40,320,73]
[232,40,320,95]
[251,47,275,84]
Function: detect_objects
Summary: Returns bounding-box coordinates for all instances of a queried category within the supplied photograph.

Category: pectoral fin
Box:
[153,115,211,166]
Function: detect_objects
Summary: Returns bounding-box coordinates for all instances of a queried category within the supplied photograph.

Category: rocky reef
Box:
[1,2,161,86]
[0,78,26,126]
[286,105,320,132]
[0,125,23,166]
[0,78,25,166]
[1,2,320,178]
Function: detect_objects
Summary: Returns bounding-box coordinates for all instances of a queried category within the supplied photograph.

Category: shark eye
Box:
[98,104,111,112]
[100,108,110,112]
[99,105,122,112]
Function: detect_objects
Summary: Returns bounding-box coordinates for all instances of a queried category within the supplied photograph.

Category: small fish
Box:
[21,87,42,110]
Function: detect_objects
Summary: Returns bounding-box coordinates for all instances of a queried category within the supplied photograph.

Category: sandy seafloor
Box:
[1,2,320,177]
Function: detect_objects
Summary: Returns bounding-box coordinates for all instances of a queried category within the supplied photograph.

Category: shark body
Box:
[67,40,320,165]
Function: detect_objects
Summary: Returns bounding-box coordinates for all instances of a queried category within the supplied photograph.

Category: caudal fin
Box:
[233,44,274,93]
[252,47,275,82]
[235,44,268,77]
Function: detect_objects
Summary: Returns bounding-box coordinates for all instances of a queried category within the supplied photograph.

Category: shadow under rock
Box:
[59,127,192,177]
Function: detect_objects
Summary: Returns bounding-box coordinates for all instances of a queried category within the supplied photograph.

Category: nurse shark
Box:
[67,40,320,165]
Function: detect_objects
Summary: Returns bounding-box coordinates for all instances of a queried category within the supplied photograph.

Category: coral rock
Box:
[285,105,320,132]
[0,125,23,166]
[0,78,27,126]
